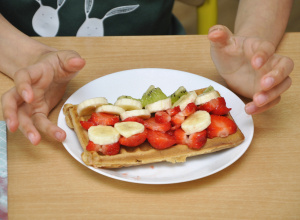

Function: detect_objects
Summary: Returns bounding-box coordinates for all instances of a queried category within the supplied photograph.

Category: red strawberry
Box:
[174,128,188,145]
[166,106,181,116]
[86,140,101,152]
[188,130,207,149]
[90,112,119,126]
[181,102,197,117]
[207,115,237,138]
[119,129,148,147]
[144,117,171,132]
[101,142,120,155]
[147,130,177,150]
[171,112,185,127]
[123,116,145,124]
[155,111,171,123]
[198,97,231,115]
[80,120,95,130]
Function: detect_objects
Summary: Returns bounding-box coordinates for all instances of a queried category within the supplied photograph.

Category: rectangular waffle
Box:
[63,89,245,168]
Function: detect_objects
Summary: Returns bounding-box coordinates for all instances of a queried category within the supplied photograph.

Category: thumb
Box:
[58,50,86,73]
[208,25,234,48]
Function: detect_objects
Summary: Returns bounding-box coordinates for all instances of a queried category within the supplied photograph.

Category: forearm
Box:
[234,0,293,47]
[0,14,56,78]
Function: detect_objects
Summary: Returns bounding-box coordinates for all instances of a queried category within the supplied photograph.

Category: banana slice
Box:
[96,105,125,115]
[77,97,108,116]
[114,122,145,138]
[172,91,197,111]
[114,98,142,110]
[145,97,172,113]
[88,125,120,145]
[195,90,220,105]
[181,110,211,135]
[120,109,151,121]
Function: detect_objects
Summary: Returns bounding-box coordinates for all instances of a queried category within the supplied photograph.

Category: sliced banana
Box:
[114,122,145,138]
[145,97,172,113]
[120,109,151,121]
[172,91,197,111]
[114,98,142,110]
[88,125,120,145]
[181,110,211,135]
[77,97,108,116]
[195,90,220,105]
[95,104,125,115]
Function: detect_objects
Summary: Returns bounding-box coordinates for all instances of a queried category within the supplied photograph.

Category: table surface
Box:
[0,33,299,219]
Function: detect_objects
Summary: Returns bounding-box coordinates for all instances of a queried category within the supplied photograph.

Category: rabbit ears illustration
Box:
[84,0,139,19]
[35,0,66,10]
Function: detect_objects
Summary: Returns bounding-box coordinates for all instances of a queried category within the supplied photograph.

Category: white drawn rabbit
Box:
[32,0,66,37]
[76,0,139,37]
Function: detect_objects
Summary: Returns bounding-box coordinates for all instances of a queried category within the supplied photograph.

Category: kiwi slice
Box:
[203,85,215,93]
[140,85,167,107]
[169,86,188,104]
[117,95,139,101]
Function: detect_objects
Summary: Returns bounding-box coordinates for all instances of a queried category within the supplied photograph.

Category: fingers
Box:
[251,41,276,69]
[245,97,281,115]
[208,25,234,48]
[14,68,35,103]
[58,50,86,74]
[32,113,66,142]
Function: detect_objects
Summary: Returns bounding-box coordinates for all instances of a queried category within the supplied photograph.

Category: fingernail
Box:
[254,57,263,68]
[28,132,35,144]
[263,77,274,89]
[245,104,256,114]
[22,90,29,102]
[55,132,63,141]
[256,94,268,106]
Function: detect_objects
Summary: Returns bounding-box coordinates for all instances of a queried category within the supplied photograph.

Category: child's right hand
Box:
[1,50,85,145]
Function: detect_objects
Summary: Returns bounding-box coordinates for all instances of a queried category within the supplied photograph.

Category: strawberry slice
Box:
[147,130,177,150]
[80,120,95,130]
[90,112,119,126]
[155,111,171,123]
[119,129,148,147]
[181,102,197,117]
[207,115,237,138]
[174,128,188,145]
[188,130,207,149]
[171,112,185,127]
[101,142,120,155]
[198,97,231,115]
[123,116,145,124]
[86,140,101,152]
[166,106,181,116]
[144,117,171,132]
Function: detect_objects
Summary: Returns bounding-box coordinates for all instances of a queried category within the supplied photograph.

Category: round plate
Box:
[58,68,254,184]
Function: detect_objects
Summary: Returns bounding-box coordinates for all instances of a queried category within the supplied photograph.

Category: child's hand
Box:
[208,25,293,115]
[1,50,85,145]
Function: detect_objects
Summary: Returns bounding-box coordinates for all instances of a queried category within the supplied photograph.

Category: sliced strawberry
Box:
[207,115,237,139]
[123,116,145,125]
[80,120,95,130]
[155,111,171,123]
[188,130,207,149]
[147,130,177,150]
[86,140,101,152]
[198,97,231,115]
[90,112,119,126]
[181,102,197,117]
[144,117,171,132]
[174,128,188,145]
[101,142,120,155]
[171,112,185,127]
[119,129,148,147]
[166,106,181,116]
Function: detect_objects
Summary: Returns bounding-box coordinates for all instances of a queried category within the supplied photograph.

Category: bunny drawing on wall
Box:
[32,0,67,37]
[76,0,139,37]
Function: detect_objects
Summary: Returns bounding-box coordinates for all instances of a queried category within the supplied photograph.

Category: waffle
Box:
[63,89,245,168]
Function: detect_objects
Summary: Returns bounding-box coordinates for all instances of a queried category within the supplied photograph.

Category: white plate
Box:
[58,68,254,184]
